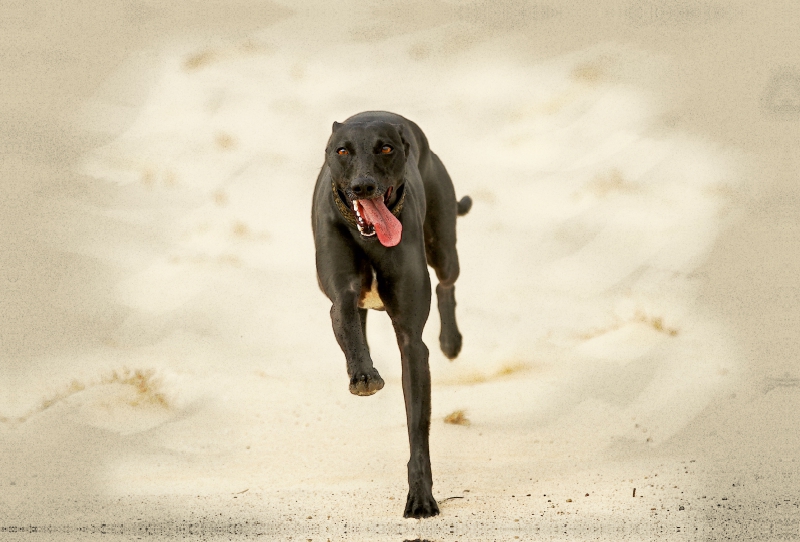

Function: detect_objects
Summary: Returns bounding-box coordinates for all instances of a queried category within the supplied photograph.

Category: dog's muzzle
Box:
[332,182,406,247]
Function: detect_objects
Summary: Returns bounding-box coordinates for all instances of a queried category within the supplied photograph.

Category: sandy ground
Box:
[2,1,800,540]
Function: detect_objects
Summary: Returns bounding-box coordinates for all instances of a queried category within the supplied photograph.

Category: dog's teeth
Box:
[352,201,358,211]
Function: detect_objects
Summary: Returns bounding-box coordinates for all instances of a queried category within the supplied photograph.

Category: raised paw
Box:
[439,329,462,360]
[349,367,385,396]
[403,487,439,519]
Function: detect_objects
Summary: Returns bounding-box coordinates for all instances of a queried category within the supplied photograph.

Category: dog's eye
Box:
[336,147,349,156]
[381,145,393,154]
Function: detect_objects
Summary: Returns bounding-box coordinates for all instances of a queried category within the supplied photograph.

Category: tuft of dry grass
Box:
[579,312,680,341]
[12,368,170,424]
[450,360,532,386]
[495,361,529,377]
[444,410,470,426]
[101,368,169,408]
[38,379,85,412]
[634,311,679,337]
[578,321,625,341]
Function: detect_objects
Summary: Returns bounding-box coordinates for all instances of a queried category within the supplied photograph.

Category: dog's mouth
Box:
[350,186,402,247]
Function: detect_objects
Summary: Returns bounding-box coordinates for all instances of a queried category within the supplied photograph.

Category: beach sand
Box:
[2,1,799,540]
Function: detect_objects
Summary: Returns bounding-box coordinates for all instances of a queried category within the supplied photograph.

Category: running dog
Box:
[311,111,471,518]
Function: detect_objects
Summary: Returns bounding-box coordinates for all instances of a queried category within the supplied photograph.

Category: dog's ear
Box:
[332,121,343,133]
[394,124,410,156]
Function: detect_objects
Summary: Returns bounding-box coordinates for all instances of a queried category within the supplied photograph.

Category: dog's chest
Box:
[359,269,385,311]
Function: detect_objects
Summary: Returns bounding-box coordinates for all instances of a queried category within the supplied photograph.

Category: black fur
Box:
[311,111,470,518]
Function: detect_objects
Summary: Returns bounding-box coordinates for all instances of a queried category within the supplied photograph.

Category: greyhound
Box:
[311,111,471,518]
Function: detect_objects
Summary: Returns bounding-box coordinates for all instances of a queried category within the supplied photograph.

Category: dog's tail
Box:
[456,195,473,217]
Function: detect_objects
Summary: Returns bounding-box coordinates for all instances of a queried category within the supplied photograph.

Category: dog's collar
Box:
[331,181,406,229]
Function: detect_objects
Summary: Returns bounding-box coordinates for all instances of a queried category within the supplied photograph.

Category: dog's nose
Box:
[351,178,377,198]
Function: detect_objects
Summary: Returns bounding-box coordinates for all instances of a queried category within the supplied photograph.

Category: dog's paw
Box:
[403,489,439,519]
[439,330,462,360]
[349,367,385,396]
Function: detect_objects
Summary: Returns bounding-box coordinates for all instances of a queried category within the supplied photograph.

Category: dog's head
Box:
[325,120,410,246]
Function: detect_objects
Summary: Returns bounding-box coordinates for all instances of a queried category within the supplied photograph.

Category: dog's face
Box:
[326,120,409,199]
[325,120,410,245]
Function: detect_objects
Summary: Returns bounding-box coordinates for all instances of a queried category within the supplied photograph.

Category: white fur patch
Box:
[358,270,384,310]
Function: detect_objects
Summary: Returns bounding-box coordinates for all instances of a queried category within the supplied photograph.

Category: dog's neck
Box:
[331,181,406,229]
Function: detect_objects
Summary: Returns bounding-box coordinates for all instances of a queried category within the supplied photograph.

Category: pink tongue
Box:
[359,197,402,247]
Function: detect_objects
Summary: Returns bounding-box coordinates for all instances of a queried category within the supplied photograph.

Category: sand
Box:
[2,1,799,540]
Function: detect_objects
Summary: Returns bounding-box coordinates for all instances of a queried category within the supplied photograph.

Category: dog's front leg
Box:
[316,232,384,396]
[382,268,439,518]
[330,288,384,396]
[398,328,438,518]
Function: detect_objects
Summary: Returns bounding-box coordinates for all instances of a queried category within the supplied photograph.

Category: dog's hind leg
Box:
[422,153,465,360]
[429,238,462,359]
[435,281,462,360]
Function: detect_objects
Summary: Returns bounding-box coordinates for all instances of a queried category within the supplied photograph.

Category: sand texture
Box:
[2,1,799,540]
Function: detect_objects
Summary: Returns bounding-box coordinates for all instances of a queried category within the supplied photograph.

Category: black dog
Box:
[312,111,471,518]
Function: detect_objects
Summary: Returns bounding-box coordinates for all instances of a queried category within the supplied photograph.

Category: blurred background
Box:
[2,0,798,538]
